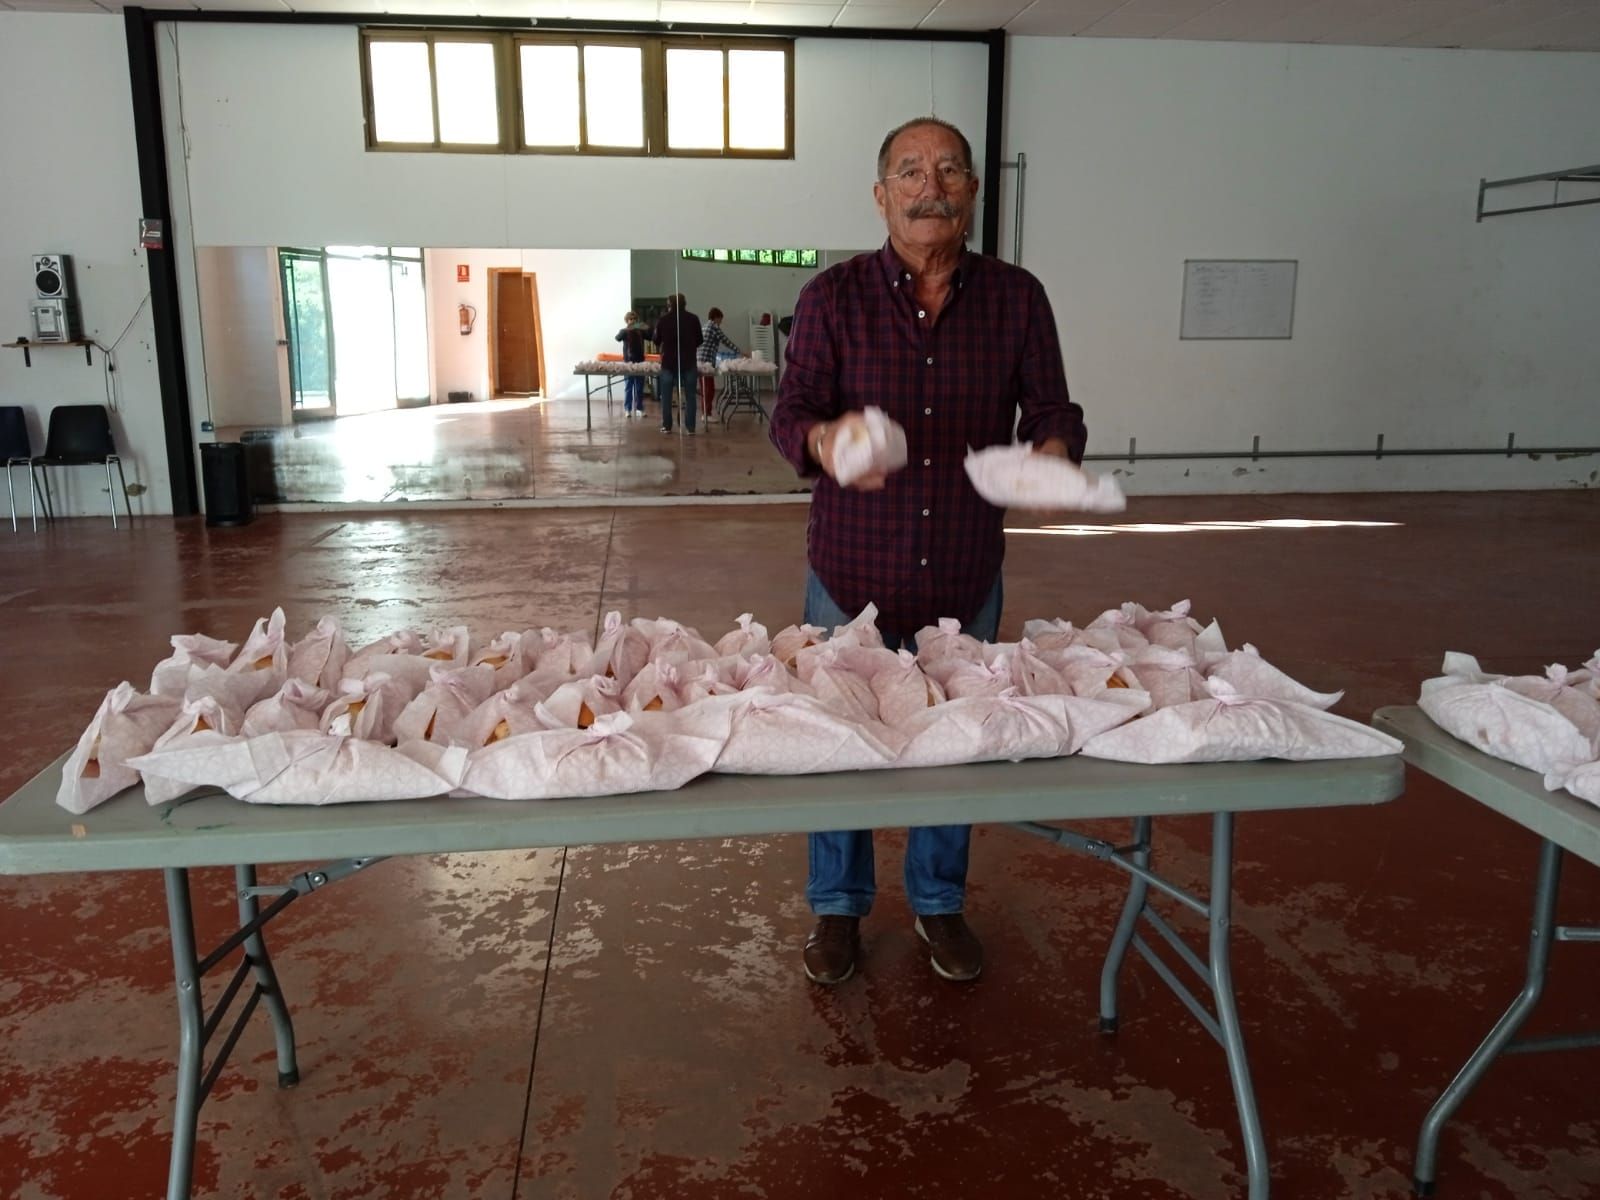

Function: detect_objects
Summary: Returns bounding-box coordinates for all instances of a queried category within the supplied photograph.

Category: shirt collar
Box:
[877,240,972,291]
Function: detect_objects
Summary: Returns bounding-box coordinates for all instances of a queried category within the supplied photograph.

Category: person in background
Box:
[615,311,650,418]
[652,294,703,435]
[768,115,1087,988]
[696,306,741,420]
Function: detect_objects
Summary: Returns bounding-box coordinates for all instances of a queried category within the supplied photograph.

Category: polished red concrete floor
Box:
[2,491,1598,1199]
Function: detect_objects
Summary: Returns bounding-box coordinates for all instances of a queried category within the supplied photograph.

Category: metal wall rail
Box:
[1478,162,1600,221]
[1086,434,1600,466]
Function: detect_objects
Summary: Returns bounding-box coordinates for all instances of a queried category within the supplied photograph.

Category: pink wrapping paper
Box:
[1206,644,1343,710]
[714,690,902,774]
[1082,680,1401,764]
[587,612,654,686]
[288,615,349,691]
[392,664,498,744]
[56,684,182,814]
[714,613,771,658]
[150,633,237,697]
[894,690,1147,769]
[242,678,332,736]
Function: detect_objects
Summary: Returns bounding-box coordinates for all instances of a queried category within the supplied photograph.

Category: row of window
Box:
[361,31,793,157]
[681,248,818,268]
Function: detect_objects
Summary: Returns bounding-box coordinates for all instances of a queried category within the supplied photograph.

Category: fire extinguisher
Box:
[458,303,477,336]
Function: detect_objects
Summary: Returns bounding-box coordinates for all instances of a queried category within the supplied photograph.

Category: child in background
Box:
[696,307,740,420]
[615,311,649,418]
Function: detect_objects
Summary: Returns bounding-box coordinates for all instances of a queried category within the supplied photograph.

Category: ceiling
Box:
[2,0,1599,51]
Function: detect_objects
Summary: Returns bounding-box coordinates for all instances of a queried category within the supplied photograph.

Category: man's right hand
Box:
[813,413,887,491]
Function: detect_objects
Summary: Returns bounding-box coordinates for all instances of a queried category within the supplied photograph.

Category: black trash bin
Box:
[238,429,279,504]
[200,441,254,527]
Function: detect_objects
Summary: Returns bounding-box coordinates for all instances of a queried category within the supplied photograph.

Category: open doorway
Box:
[488,268,547,398]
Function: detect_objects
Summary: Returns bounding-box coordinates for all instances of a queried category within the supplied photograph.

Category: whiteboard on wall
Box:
[1180,260,1297,340]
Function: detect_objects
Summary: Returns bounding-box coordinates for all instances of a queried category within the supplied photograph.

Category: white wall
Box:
[194,247,289,428]
[1004,36,1600,493]
[0,14,169,517]
[425,248,632,402]
[164,26,989,251]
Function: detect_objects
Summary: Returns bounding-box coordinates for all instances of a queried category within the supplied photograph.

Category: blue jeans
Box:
[623,375,643,414]
[658,367,695,432]
[802,568,1003,917]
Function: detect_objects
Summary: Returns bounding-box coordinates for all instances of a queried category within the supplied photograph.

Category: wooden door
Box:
[488,269,547,398]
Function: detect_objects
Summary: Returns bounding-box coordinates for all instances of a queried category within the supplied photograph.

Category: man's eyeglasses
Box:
[881,163,973,195]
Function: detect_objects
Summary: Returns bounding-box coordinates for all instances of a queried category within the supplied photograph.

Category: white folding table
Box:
[0,750,1403,1200]
[1373,706,1600,1196]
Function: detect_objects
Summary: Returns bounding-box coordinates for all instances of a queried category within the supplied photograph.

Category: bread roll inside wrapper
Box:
[770,623,827,669]
[1082,679,1401,764]
[128,731,453,806]
[914,617,986,671]
[1419,654,1600,776]
[415,707,732,801]
[586,611,654,686]
[895,689,1149,769]
[871,649,947,730]
[319,673,410,744]
[56,683,182,814]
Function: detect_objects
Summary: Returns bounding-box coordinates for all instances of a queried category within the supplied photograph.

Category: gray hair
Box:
[876,117,973,180]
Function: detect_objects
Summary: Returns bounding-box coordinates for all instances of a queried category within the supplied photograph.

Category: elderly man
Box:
[769,116,1087,986]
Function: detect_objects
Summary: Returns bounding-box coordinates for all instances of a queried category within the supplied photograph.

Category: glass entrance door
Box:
[279,250,335,418]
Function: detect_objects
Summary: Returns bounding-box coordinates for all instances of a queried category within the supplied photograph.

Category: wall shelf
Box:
[2,339,95,368]
[1478,163,1600,221]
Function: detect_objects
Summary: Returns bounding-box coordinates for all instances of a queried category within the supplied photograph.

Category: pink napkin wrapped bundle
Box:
[1120,599,1209,653]
[242,678,332,736]
[1081,679,1401,764]
[770,623,827,669]
[1121,644,1207,711]
[871,649,946,729]
[320,673,412,744]
[1419,654,1600,776]
[962,443,1125,512]
[392,663,498,745]
[586,612,655,686]
[441,707,732,800]
[832,408,908,487]
[457,675,565,747]
[469,631,538,691]
[1032,643,1141,697]
[622,660,729,713]
[913,617,986,673]
[714,613,771,658]
[131,730,452,806]
[535,675,624,730]
[1546,760,1600,805]
[1079,608,1152,655]
[221,609,292,708]
[1205,644,1343,709]
[150,633,237,697]
[345,625,470,695]
[714,689,902,774]
[142,696,246,804]
[894,689,1147,769]
[521,627,595,677]
[632,617,719,666]
[288,615,349,691]
[56,683,182,814]
[1018,617,1077,656]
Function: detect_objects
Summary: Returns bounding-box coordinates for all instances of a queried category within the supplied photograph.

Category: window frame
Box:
[360,30,515,153]
[360,29,794,159]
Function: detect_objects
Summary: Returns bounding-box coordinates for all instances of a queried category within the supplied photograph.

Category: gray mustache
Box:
[906,198,959,219]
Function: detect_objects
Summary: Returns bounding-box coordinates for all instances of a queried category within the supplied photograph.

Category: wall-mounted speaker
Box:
[33,253,74,300]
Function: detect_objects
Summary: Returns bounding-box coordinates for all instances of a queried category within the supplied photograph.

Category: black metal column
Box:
[124,7,199,517]
[980,29,1006,258]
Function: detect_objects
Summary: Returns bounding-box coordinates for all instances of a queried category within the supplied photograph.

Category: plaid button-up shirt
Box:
[770,244,1086,639]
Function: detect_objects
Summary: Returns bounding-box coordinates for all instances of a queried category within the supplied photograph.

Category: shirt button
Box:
[925,357,933,365]
[917,309,926,318]
[922,458,931,467]
[924,407,932,415]
[922,508,930,517]
[920,558,928,566]
[892,280,899,288]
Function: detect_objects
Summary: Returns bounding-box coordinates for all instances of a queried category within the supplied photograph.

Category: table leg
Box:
[237,864,299,1087]
[164,868,204,1200]
[1099,815,1152,1033]
[1210,811,1268,1200]
[1412,837,1563,1196]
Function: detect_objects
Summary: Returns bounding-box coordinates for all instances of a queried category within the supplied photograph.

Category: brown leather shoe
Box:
[915,913,983,981]
[803,915,861,985]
